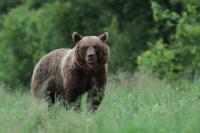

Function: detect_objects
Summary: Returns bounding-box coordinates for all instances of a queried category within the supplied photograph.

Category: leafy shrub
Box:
[137,40,176,79]
[0,2,74,87]
[137,0,200,80]
[0,0,21,13]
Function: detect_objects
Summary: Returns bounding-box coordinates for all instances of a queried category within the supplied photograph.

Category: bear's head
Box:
[72,32,109,69]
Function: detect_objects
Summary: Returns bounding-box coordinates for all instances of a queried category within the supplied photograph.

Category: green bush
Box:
[0,2,74,87]
[0,0,21,13]
[137,40,176,79]
[137,0,200,80]
[2,0,200,86]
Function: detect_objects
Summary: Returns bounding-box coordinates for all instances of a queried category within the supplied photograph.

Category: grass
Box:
[0,72,200,133]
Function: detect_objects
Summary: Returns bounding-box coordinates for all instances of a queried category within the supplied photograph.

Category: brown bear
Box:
[31,32,109,111]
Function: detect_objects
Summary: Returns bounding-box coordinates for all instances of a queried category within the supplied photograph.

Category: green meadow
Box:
[0,73,200,133]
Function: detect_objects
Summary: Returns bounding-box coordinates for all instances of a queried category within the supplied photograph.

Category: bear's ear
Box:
[72,32,82,44]
[98,32,109,42]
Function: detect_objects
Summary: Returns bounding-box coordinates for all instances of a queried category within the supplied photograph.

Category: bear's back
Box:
[31,48,71,98]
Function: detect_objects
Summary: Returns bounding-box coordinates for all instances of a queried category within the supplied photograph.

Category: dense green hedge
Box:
[138,0,200,80]
[1,0,200,88]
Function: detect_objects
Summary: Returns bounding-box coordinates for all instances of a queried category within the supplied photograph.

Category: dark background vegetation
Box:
[0,0,200,88]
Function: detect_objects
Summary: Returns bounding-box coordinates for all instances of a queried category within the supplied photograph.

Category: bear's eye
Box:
[93,45,99,50]
[82,47,88,51]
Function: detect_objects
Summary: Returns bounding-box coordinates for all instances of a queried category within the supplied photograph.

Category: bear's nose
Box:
[88,54,95,58]
[88,54,97,62]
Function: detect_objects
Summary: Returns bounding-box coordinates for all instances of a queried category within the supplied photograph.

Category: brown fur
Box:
[31,32,109,111]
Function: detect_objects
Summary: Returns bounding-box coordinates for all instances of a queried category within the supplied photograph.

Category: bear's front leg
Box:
[62,71,81,110]
[64,90,80,110]
[74,96,81,112]
[87,68,107,112]
[87,88,105,112]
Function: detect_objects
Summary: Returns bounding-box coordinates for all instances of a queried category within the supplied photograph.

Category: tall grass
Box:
[0,72,200,133]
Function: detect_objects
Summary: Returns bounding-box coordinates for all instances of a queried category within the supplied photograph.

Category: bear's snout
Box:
[86,47,97,64]
[88,54,96,61]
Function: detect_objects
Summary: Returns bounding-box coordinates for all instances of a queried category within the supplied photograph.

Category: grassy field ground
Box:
[0,73,200,133]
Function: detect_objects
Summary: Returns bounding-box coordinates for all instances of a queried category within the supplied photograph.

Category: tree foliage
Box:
[138,0,200,80]
[1,0,200,88]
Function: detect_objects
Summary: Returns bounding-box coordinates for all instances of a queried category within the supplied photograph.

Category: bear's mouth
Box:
[88,59,96,64]
[88,61,95,65]
[87,57,97,65]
